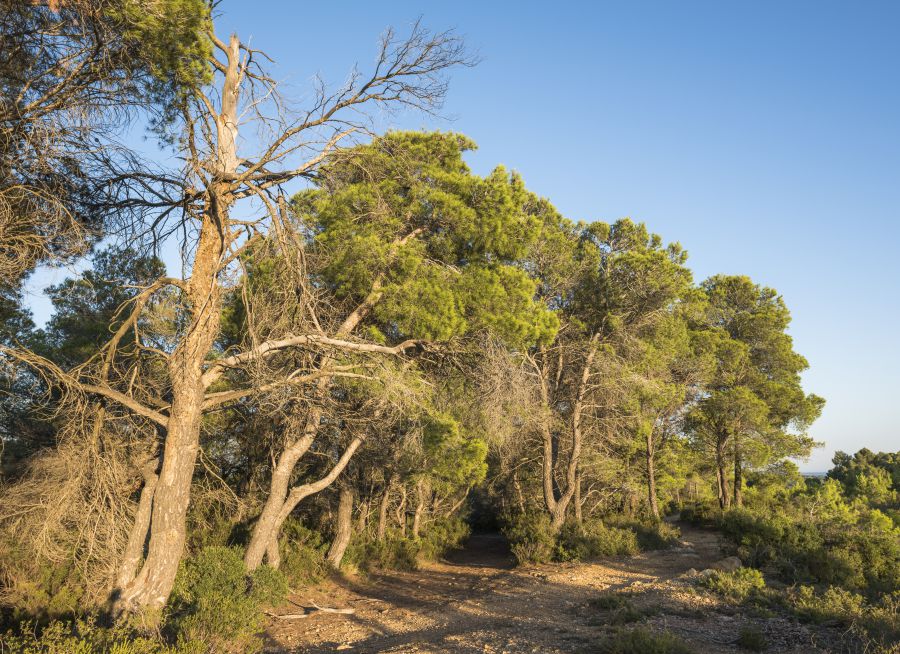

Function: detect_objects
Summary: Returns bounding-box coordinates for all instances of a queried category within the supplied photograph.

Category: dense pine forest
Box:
[1,2,897,653]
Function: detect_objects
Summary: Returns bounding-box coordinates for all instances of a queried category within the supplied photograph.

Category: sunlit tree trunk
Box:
[326,487,354,569]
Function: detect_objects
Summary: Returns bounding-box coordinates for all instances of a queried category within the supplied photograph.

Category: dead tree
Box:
[4,17,469,614]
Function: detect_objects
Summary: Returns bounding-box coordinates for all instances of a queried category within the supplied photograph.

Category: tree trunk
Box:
[542,341,597,531]
[377,480,393,542]
[646,431,660,520]
[244,272,395,568]
[247,436,363,570]
[326,487,354,569]
[244,409,320,569]
[114,460,159,591]
[512,471,526,514]
[396,485,407,536]
[574,470,583,524]
[411,478,427,538]
[113,34,239,614]
[357,497,370,532]
[733,439,743,508]
[715,437,731,509]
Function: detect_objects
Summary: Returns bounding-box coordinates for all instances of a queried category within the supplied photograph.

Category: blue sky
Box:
[24,1,899,470]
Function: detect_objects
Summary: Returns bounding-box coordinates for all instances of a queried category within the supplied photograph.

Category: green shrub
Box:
[589,594,629,611]
[555,520,639,562]
[345,533,420,572]
[502,513,555,565]
[594,628,695,654]
[788,585,864,626]
[606,517,681,551]
[700,568,765,603]
[416,517,470,561]
[736,626,767,651]
[679,502,722,528]
[787,586,899,653]
[278,519,327,586]
[166,546,286,654]
[0,617,178,654]
[0,538,88,624]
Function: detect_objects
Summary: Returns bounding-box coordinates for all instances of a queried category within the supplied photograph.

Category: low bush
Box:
[589,594,629,611]
[736,626,767,651]
[166,546,287,654]
[717,498,899,595]
[278,519,327,586]
[787,586,899,653]
[606,517,681,551]
[587,593,655,625]
[0,618,179,654]
[593,627,695,654]
[416,517,470,561]
[502,513,556,565]
[555,520,639,561]
[345,533,420,572]
[699,567,766,603]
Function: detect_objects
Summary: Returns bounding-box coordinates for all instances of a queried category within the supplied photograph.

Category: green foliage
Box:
[423,413,488,491]
[700,568,766,603]
[277,519,328,587]
[589,595,659,626]
[107,0,213,90]
[0,537,87,625]
[736,626,767,651]
[829,449,899,506]
[346,518,469,572]
[501,513,556,565]
[554,520,640,561]
[716,486,900,595]
[605,517,681,551]
[415,517,470,562]
[166,547,286,654]
[299,131,559,348]
[592,628,696,654]
[346,533,420,572]
[787,586,899,653]
[589,594,629,611]
[38,248,167,368]
[0,617,180,654]
[502,514,641,565]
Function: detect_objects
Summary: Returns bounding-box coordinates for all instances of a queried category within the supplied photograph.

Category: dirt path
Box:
[264,525,837,653]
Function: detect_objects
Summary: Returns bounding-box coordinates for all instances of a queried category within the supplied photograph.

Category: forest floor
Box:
[263,522,845,654]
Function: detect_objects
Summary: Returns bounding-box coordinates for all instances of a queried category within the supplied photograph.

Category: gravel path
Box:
[264,525,840,654]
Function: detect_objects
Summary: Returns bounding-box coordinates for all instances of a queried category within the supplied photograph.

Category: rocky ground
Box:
[263,524,845,653]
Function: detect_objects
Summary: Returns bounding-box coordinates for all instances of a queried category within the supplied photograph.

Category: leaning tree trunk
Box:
[246,435,363,570]
[115,458,159,591]
[395,485,408,536]
[244,408,321,569]
[326,487,354,569]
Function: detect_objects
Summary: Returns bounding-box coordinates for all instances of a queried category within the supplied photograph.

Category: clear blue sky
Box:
[24,1,900,470]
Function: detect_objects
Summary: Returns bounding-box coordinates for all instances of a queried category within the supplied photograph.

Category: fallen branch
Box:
[265,600,356,620]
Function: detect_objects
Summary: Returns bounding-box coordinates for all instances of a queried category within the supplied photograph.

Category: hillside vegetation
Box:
[1,3,895,653]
